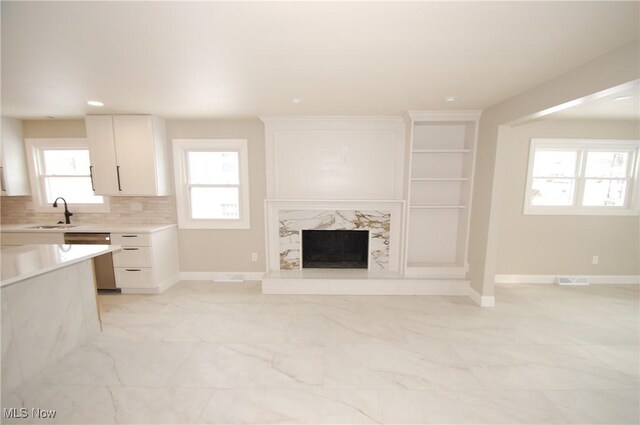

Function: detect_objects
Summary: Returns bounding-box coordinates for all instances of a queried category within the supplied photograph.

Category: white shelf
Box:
[410,205,466,209]
[411,177,468,181]
[412,149,470,153]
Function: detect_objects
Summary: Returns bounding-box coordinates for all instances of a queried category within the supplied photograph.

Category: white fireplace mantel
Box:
[265,199,405,273]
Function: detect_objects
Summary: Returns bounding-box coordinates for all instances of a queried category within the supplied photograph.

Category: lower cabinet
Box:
[111,227,179,293]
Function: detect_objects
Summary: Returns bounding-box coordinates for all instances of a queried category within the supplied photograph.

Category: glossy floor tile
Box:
[2,282,638,424]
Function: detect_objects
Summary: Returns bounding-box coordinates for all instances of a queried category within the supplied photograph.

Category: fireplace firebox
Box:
[302,230,369,269]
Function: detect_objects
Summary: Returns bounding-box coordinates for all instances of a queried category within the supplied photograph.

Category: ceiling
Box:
[1,1,639,119]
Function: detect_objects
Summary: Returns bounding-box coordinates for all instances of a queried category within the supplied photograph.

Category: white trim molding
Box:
[407,110,482,122]
[172,139,251,229]
[260,116,406,200]
[468,286,495,307]
[524,138,640,216]
[265,199,405,272]
[495,274,640,285]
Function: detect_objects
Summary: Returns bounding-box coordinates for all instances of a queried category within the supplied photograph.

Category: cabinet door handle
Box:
[125,269,141,272]
[116,166,122,191]
[0,166,5,192]
[123,248,139,251]
[89,166,95,191]
[121,235,138,238]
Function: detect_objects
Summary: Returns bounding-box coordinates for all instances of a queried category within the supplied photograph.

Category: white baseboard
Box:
[467,286,495,307]
[495,274,640,285]
[158,274,181,292]
[179,271,265,282]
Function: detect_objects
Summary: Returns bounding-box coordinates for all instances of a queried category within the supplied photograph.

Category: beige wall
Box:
[468,40,640,296]
[166,119,266,272]
[3,118,267,273]
[22,119,86,138]
[1,119,175,225]
[495,119,639,275]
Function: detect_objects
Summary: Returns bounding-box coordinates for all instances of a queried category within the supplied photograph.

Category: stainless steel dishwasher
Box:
[63,233,118,290]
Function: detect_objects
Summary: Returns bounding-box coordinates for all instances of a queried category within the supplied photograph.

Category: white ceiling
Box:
[1,1,639,119]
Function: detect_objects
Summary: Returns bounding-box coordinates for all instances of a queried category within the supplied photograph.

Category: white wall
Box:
[495,118,639,275]
[263,117,405,200]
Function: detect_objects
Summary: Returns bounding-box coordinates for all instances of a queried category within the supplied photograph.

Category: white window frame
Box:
[173,139,250,229]
[24,138,110,213]
[524,138,639,216]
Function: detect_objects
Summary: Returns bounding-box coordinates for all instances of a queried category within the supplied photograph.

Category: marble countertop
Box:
[1,223,176,234]
[1,244,121,287]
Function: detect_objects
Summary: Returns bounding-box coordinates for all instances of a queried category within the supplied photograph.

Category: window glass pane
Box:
[42,150,91,176]
[44,177,104,204]
[530,178,575,206]
[188,151,239,184]
[585,151,629,178]
[190,187,239,219]
[582,179,627,207]
[532,150,577,177]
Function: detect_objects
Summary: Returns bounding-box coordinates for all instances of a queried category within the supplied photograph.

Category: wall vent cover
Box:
[213,274,244,283]
[556,276,590,286]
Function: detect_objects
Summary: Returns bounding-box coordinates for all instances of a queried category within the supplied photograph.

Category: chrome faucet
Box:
[52,197,73,224]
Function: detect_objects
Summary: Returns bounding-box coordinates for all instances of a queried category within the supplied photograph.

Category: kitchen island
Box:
[1,244,120,393]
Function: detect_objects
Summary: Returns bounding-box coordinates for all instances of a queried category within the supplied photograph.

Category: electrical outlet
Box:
[592,255,599,265]
[130,202,143,211]
[251,252,258,262]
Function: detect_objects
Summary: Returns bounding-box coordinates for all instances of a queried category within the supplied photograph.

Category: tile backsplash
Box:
[0,196,176,225]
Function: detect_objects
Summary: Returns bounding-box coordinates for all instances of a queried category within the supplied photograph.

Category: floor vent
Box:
[556,276,590,286]
[213,274,245,283]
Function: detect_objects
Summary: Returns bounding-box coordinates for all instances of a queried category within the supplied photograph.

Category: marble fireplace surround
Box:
[265,200,404,272]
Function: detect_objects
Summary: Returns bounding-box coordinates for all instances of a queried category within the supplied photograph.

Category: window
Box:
[524,139,639,215]
[173,139,250,229]
[25,139,109,212]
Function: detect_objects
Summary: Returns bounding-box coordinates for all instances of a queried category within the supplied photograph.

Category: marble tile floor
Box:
[2,281,638,424]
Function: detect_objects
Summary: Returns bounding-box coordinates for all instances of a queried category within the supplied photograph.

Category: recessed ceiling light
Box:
[444,96,458,103]
[614,95,633,101]
[291,98,302,104]
[87,100,104,106]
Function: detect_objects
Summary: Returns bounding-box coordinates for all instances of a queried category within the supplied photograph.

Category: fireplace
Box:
[302,230,369,269]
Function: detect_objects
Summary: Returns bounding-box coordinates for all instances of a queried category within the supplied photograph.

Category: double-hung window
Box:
[173,139,250,229]
[25,139,108,212]
[524,139,639,215]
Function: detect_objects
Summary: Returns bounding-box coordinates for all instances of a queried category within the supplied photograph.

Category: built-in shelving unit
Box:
[404,111,480,278]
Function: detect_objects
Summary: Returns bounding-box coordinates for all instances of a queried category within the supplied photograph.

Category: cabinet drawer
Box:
[111,233,151,247]
[112,246,152,268]
[115,267,153,288]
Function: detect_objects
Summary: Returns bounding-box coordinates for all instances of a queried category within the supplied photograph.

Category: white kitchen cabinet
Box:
[1,117,30,196]
[111,226,179,293]
[85,115,169,196]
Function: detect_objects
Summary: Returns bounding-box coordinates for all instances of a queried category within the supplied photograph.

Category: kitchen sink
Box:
[28,225,78,230]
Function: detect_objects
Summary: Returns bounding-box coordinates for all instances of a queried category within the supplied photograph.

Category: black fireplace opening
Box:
[302,230,369,269]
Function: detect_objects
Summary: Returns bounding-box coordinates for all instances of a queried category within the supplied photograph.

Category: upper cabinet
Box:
[1,117,30,196]
[85,115,169,196]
